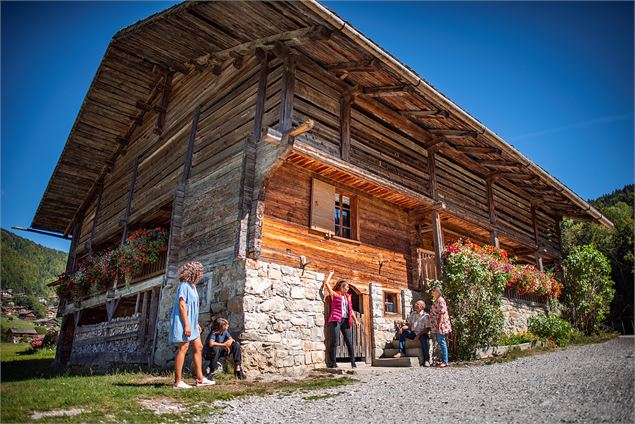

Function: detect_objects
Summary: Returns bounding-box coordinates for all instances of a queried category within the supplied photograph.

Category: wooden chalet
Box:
[32,1,612,372]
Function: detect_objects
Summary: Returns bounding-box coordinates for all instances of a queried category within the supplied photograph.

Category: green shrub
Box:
[496,332,538,346]
[528,313,574,347]
[440,243,506,360]
[562,245,615,335]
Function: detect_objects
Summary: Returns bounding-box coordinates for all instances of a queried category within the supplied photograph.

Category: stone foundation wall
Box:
[241,259,326,375]
[153,260,246,368]
[501,297,547,334]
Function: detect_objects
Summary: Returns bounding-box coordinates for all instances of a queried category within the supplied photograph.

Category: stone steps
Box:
[372,356,420,367]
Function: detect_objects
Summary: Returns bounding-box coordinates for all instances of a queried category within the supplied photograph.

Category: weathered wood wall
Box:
[288,56,561,259]
[74,53,284,264]
[260,163,413,292]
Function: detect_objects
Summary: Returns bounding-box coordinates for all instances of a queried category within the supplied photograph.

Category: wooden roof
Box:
[32,0,612,235]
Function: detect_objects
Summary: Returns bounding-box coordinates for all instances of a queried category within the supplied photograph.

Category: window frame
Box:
[334,189,358,241]
[382,289,401,315]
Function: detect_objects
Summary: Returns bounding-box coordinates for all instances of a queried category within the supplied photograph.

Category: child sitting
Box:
[203,317,246,380]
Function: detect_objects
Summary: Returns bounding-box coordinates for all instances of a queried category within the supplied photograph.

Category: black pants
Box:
[208,341,241,373]
[329,318,355,366]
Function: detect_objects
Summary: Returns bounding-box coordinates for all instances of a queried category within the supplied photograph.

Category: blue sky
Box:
[2,1,633,253]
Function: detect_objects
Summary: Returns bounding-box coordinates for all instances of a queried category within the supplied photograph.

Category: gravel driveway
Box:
[209,336,634,423]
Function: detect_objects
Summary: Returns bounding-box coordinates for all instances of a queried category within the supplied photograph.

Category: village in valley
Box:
[0,1,633,423]
[1,289,59,344]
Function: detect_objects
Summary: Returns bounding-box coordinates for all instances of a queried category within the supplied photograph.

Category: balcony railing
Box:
[503,287,546,305]
[130,250,167,283]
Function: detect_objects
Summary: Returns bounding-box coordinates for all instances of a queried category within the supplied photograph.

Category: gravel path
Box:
[209,336,634,423]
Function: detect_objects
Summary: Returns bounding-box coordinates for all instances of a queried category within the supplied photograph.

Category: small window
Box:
[310,179,358,240]
[335,192,353,239]
[384,291,399,314]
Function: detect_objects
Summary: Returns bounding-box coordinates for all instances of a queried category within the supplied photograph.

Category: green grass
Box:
[1,315,37,331]
[0,343,356,422]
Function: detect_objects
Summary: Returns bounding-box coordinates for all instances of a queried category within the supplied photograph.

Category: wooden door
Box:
[325,285,368,362]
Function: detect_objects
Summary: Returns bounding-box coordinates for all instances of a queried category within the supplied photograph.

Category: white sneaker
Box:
[196,377,215,386]
[173,380,192,389]
[423,361,431,367]
[393,352,405,358]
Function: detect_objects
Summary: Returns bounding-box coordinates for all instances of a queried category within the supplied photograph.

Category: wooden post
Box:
[531,204,544,271]
[87,181,103,256]
[486,179,500,248]
[431,210,444,276]
[279,54,295,134]
[340,93,351,161]
[139,291,149,345]
[427,148,439,200]
[427,148,444,275]
[164,105,202,281]
[182,105,201,183]
[239,53,268,258]
[154,72,173,135]
[120,156,140,245]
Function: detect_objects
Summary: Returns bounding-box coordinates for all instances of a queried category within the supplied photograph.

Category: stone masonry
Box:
[241,259,326,375]
[501,297,547,334]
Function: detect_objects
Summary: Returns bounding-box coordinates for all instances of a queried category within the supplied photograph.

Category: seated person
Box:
[395,300,432,366]
[204,317,246,380]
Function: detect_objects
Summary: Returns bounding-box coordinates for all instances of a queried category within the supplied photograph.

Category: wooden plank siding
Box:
[74,55,277,261]
[260,163,413,291]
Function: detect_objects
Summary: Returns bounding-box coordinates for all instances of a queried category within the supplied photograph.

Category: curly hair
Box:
[178,261,203,283]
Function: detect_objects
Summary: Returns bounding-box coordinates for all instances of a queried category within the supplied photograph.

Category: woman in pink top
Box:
[429,286,452,368]
[322,270,359,368]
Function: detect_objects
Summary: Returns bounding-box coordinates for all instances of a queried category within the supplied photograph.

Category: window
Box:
[383,291,400,314]
[335,192,352,239]
[310,179,358,240]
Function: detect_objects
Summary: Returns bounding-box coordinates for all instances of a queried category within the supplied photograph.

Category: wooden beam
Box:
[194,25,331,66]
[243,55,270,259]
[279,54,296,133]
[427,149,439,200]
[400,109,449,119]
[353,94,435,146]
[453,145,500,154]
[340,93,352,161]
[545,201,577,209]
[362,85,411,97]
[287,119,314,137]
[478,159,522,168]
[182,105,202,183]
[120,156,140,245]
[154,72,173,135]
[87,181,104,256]
[431,210,445,276]
[495,173,538,181]
[486,179,499,248]
[326,59,379,73]
[429,129,478,138]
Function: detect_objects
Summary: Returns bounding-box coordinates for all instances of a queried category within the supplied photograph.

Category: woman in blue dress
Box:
[170,261,214,389]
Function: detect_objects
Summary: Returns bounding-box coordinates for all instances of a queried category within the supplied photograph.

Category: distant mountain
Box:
[1,229,67,296]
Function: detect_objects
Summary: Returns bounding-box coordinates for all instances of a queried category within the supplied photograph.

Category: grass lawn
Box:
[0,343,355,422]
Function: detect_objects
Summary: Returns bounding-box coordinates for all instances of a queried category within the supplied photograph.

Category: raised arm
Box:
[322,270,335,298]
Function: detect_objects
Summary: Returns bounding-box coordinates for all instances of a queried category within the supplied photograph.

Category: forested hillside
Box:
[1,229,67,296]
[562,184,634,333]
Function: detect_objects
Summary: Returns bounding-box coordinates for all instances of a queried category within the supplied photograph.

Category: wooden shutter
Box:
[310,178,335,235]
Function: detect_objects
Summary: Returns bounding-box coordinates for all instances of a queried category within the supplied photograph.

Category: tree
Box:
[561,245,615,335]
[561,188,634,333]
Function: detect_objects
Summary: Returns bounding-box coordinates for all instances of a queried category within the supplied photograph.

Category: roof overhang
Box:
[31,0,613,236]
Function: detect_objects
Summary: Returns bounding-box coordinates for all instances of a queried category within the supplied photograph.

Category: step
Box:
[386,339,424,350]
[382,348,423,358]
[372,356,420,367]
